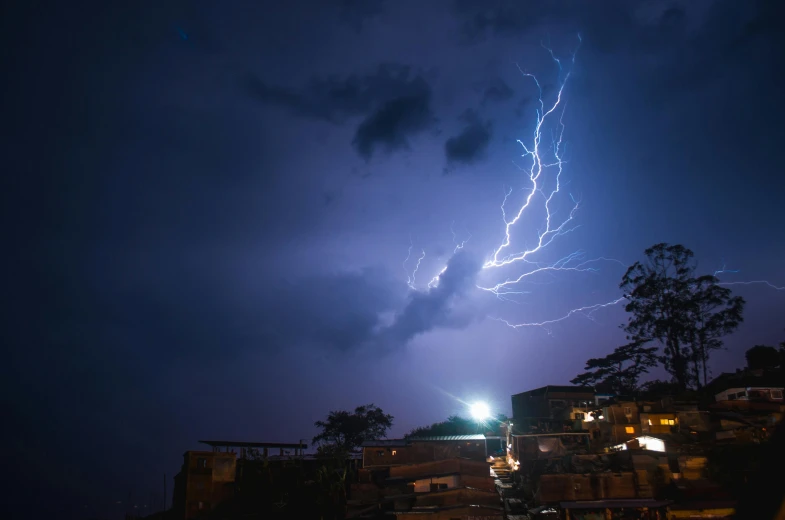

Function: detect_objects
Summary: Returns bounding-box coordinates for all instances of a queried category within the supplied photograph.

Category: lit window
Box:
[660,419,669,425]
[668,419,675,426]
[392,450,397,456]
[625,427,634,434]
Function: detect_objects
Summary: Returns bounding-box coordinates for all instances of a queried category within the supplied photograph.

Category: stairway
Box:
[490,457,515,493]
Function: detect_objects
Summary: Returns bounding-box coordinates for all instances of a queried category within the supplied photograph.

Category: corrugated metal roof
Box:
[198,440,307,449]
[361,439,410,447]
[407,434,486,441]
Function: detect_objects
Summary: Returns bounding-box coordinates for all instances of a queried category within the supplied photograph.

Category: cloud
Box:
[338,0,385,32]
[444,109,492,169]
[242,64,431,124]
[352,85,437,160]
[243,64,437,159]
[482,78,515,105]
[267,266,403,351]
[452,0,715,54]
[452,0,782,98]
[378,250,483,346]
[723,0,785,55]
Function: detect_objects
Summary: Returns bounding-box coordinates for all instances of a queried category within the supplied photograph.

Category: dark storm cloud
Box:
[107,259,403,359]
[723,0,785,55]
[444,109,492,168]
[242,64,431,124]
[352,87,437,160]
[379,250,483,345]
[244,64,437,159]
[452,0,666,52]
[269,267,402,350]
[482,78,515,105]
[338,0,385,32]
[452,0,784,97]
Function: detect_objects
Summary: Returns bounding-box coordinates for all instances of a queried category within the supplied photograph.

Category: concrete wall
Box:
[415,487,501,507]
[363,443,461,467]
[715,386,783,402]
[412,474,460,493]
[176,451,237,520]
[410,439,487,461]
[389,458,490,480]
[537,472,638,504]
[394,506,503,520]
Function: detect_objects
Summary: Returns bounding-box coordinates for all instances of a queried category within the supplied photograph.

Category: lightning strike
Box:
[410,249,426,289]
[717,280,785,291]
[713,263,784,290]
[491,297,628,329]
[473,36,628,329]
[451,221,472,254]
[402,239,413,282]
[401,35,630,331]
[402,238,427,290]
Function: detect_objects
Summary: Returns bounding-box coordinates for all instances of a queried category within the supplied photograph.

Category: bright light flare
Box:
[469,401,491,421]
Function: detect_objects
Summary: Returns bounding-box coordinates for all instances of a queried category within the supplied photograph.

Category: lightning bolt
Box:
[404,35,782,333]
[399,34,629,330]
[402,237,426,290]
[410,249,426,289]
[451,221,472,254]
[712,262,785,291]
[474,35,630,329]
[490,297,628,329]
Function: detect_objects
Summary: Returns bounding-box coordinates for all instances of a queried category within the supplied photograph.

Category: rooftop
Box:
[512,385,595,397]
[560,499,671,509]
[361,439,410,447]
[408,434,487,442]
[198,440,307,449]
[706,369,783,393]
[391,503,505,514]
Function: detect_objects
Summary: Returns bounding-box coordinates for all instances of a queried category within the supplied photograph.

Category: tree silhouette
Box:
[684,275,745,387]
[312,404,393,454]
[405,413,510,438]
[745,345,781,370]
[621,243,697,389]
[571,340,659,394]
[620,243,745,390]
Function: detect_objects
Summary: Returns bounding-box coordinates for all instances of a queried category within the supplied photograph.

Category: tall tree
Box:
[312,404,393,455]
[571,340,659,394]
[620,244,745,390]
[620,243,697,389]
[684,275,745,387]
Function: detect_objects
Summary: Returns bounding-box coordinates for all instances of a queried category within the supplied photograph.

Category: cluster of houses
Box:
[167,366,783,520]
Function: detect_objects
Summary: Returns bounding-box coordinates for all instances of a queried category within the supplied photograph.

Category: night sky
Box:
[3,1,785,518]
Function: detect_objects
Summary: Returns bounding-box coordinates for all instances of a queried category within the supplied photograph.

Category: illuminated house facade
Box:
[353,436,501,519]
[511,385,597,433]
[708,369,783,403]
